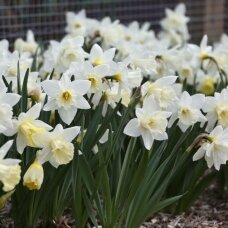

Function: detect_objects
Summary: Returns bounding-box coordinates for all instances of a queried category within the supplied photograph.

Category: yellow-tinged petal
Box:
[19,120,46,147]
[50,139,74,165]
[23,160,44,190]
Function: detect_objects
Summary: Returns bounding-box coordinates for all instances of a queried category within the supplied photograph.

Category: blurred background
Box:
[0,0,226,45]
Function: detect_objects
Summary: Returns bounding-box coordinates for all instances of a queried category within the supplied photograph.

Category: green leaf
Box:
[181,172,216,211]
[0,190,15,209]
[17,61,21,95]
[21,68,30,112]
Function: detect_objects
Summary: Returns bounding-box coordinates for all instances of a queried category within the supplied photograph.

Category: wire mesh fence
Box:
[0,0,227,45]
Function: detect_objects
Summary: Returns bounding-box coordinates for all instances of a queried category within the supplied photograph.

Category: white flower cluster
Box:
[0,3,228,193]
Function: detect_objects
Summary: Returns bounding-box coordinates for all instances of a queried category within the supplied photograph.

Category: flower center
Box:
[200,51,208,60]
[62,91,71,101]
[24,181,39,190]
[182,68,190,78]
[199,77,215,95]
[74,22,81,28]
[125,35,131,41]
[88,74,102,92]
[88,76,97,87]
[147,83,157,95]
[93,58,103,66]
[208,136,217,143]
[113,73,122,81]
[180,108,191,117]
[50,139,74,165]
[140,115,164,133]
[58,90,74,107]
[216,105,228,126]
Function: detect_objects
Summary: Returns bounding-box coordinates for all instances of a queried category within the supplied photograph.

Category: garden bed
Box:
[1,185,227,227]
[142,185,228,228]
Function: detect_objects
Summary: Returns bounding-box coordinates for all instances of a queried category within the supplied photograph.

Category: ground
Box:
[141,185,228,228]
[0,185,227,227]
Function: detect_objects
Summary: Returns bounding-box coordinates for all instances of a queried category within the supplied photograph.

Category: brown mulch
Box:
[0,186,227,227]
[142,186,228,228]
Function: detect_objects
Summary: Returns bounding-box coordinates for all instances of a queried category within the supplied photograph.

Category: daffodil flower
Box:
[42,74,91,125]
[0,79,21,134]
[141,76,178,109]
[199,35,212,60]
[14,103,52,154]
[33,124,80,168]
[193,125,228,170]
[23,159,44,190]
[0,140,21,192]
[168,91,206,132]
[124,96,172,150]
[203,88,228,132]
[89,44,115,66]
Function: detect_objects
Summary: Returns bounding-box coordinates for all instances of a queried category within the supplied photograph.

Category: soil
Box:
[141,186,228,228]
[0,186,227,228]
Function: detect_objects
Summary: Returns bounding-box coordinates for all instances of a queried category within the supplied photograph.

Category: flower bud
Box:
[23,160,44,190]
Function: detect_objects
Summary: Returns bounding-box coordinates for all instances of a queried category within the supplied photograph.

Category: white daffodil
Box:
[0,140,21,192]
[0,52,32,89]
[193,125,228,170]
[160,3,190,42]
[199,35,212,60]
[58,36,88,69]
[168,91,206,132]
[23,159,44,190]
[202,88,228,132]
[176,63,195,85]
[65,10,98,37]
[161,3,189,31]
[14,30,38,55]
[12,103,52,154]
[127,49,159,76]
[124,96,172,150]
[65,10,87,36]
[41,36,87,76]
[141,76,178,109]
[196,69,218,96]
[101,83,132,115]
[64,61,111,109]
[34,124,80,168]
[110,61,142,91]
[65,61,109,94]
[174,45,197,85]
[0,80,21,134]
[89,44,115,67]
[98,17,123,47]
[0,39,9,58]
[42,74,91,125]
[7,71,43,103]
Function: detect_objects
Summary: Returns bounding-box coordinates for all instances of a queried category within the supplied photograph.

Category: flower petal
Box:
[26,103,42,120]
[74,96,90,109]
[41,80,60,97]
[141,130,154,150]
[63,126,80,142]
[17,133,27,154]
[124,118,141,137]
[71,80,91,95]
[1,93,21,106]
[58,107,77,125]
[43,99,58,111]
[0,140,13,159]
